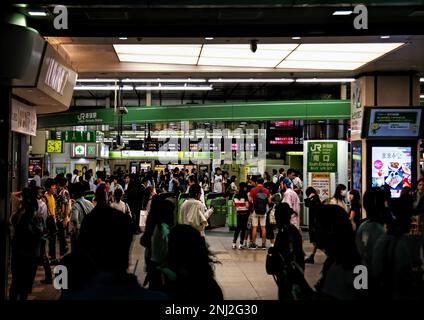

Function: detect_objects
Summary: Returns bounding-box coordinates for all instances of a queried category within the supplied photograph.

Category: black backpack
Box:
[254,187,268,215]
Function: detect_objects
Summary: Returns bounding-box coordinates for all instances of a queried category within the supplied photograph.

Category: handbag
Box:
[266,246,285,275]
[266,246,314,300]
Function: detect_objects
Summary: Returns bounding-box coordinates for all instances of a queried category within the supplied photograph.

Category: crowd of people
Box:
[7,165,424,301]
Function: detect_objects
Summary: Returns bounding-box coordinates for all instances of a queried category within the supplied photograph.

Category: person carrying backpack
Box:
[266,202,311,301]
[70,183,94,252]
[248,178,270,250]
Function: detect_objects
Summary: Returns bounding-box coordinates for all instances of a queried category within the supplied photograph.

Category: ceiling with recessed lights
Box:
[113,43,404,71]
[52,36,424,78]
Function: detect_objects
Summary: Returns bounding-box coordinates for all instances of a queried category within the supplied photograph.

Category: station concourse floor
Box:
[21,228,325,300]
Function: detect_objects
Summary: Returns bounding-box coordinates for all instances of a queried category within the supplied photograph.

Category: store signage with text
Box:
[11,101,37,136]
[307,142,337,172]
[64,130,96,143]
[311,173,331,201]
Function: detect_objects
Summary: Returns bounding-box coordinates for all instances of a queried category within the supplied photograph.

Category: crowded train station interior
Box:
[1,0,424,305]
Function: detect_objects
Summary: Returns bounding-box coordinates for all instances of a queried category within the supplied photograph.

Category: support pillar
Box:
[0,85,12,301]
[350,73,421,200]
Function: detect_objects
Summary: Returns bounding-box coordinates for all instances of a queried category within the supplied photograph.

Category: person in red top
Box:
[248,178,271,250]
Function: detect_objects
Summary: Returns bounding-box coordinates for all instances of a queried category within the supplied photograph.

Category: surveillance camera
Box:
[250,40,258,53]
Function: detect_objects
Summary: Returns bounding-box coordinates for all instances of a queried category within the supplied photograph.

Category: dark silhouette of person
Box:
[61,204,167,300]
[272,202,311,300]
[9,188,44,300]
[140,198,175,289]
[314,205,361,300]
[161,224,223,301]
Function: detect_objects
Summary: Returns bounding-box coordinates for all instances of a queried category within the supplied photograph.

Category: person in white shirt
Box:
[212,167,224,193]
[272,169,279,184]
[110,188,131,217]
[71,169,80,184]
[110,176,123,194]
[280,177,301,230]
[123,174,130,192]
[287,168,304,202]
[33,169,42,187]
[179,184,214,237]
[70,183,94,250]
[186,175,205,204]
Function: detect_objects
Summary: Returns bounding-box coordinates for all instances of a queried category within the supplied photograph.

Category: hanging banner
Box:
[350,80,363,138]
[11,100,37,136]
[311,172,331,202]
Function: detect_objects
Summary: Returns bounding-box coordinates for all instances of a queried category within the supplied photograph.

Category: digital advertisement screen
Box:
[366,108,422,138]
[351,142,362,195]
[371,146,412,198]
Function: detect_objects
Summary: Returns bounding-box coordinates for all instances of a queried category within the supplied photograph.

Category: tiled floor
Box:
[9,227,325,300]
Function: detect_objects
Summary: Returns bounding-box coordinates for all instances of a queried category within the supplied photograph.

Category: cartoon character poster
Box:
[371,146,412,198]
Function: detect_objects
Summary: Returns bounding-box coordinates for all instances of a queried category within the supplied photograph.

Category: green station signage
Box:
[51,130,97,143]
[307,141,337,172]
[38,100,351,128]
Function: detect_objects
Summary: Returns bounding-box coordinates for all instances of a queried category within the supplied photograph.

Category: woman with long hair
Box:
[304,186,322,264]
[142,186,157,214]
[348,189,362,231]
[232,182,249,249]
[200,175,210,193]
[330,184,347,211]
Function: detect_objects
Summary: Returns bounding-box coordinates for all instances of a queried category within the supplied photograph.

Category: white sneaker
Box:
[232,243,236,249]
[238,244,243,250]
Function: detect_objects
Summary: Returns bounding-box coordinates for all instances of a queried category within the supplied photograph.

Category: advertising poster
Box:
[311,173,331,201]
[351,141,362,195]
[371,146,412,198]
[28,158,43,178]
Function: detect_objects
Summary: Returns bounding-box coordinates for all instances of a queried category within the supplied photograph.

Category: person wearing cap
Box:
[280,177,301,230]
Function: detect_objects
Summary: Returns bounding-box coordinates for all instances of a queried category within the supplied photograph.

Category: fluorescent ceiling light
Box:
[135,85,213,91]
[287,151,304,156]
[205,37,214,40]
[277,43,404,70]
[296,78,355,83]
[28,11,47,16]
[114,44,202,65]
[208,78,294,83]
[113,42,404,71]
[421,94,424,99]
[332,10,353,16]
[285,50,387,63]
[278,60,363,70]
[380,35,391,39]
[117,53,199,64]
[74,85,133,91]
[119,37,128,40]
[77,79,119,82]
[291,37,301,40]
[122,78,206,83]
[296,43,404,53]
[198,44,296,68]
[421,78,424,82]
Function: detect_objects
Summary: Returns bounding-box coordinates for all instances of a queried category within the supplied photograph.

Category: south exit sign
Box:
[307,141,338,172]
[64,131,96,143]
